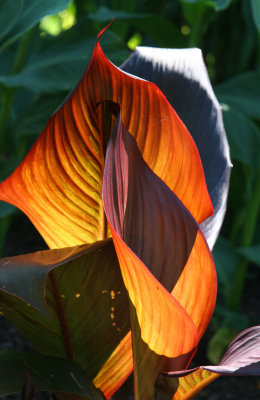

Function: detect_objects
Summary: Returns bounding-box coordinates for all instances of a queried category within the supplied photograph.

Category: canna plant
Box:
[0,25,259,399]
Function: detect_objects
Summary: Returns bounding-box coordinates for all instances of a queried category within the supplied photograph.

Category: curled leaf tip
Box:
[97,20,114,40]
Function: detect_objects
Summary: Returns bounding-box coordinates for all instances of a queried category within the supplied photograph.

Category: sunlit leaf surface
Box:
[0,38,213,249]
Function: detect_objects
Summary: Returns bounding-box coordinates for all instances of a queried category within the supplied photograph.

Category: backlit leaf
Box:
[0,37,213,250]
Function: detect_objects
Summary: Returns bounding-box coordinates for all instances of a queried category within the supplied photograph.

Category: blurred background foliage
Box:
[0,0,260,365]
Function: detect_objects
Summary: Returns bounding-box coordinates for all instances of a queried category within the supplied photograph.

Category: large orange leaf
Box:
[0,31,212,249]
[171,231,216,340]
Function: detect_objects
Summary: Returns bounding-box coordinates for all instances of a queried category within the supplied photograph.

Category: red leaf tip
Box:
[97,20,114,40]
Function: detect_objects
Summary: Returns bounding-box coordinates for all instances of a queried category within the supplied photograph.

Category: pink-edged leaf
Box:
[121,47,232,249]
[156,326,260,399]
[207,326,260,375]
[0,239,132,398]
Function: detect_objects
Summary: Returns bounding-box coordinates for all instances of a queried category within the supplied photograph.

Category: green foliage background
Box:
[0,0,260,365]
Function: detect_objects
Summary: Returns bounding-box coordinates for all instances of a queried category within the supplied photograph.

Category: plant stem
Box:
[229,207,245,245]
[188,6,206,47]
[0,29,32,150]
[228,157,260,311]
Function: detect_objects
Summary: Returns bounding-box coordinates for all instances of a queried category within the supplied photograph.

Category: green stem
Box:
[229,207,245,245]
[188,7,206,47]
[228,157,260,311]
[0,29,32,149]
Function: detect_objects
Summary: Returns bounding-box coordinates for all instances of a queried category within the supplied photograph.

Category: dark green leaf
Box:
[89,7,183,47]
[0,156,23,181]
[214,306,249,331]
[0,0,71,52]
[222,104,260,168]
[0,350,103,399]
[0,0,23,42]
[207,326,237,364]
[11,94,66,137]
[251,0,260,32]
[207,307,249,364]
[239,244,260,265]
[89,6,147,21]
[181,0,232,10]
[0,37,95,93]
[0,202,16,218]
[0,31,128,94]
[212,237,238,290]
[215,72,260,119]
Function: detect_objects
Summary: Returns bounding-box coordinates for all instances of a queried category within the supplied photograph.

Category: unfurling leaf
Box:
[0,39,213,250]
[103,114,216,399]
[0,26,236,400]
